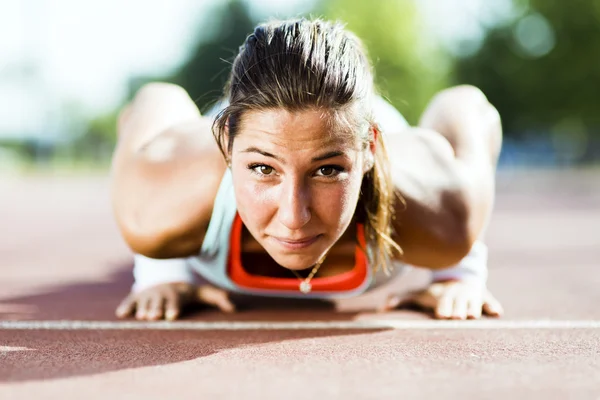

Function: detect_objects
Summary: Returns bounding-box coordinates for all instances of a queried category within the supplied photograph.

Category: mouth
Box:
[271,234,322,250]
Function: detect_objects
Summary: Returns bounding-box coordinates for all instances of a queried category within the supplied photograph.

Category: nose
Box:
[277,176,311,231]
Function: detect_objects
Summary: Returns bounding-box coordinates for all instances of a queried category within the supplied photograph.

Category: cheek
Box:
[314,178,362,227]
[234,176,275,228]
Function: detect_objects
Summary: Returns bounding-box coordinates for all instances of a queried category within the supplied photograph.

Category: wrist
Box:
[430,240,488,286]
[132,254,197,293]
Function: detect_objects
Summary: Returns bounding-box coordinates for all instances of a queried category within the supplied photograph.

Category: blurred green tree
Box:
[317,0,452,124]
[73,110,119,162]
[82,0,256,162]
[83,0,454,162]
[132,0,451,126]
[127,0,256,112]
[455,0,600,138]
[169,0,256,113]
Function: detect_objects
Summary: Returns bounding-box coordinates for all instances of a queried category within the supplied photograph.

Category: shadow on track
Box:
[0,263,395,383]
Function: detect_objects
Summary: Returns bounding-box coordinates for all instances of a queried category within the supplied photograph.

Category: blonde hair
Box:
[213,18,402,273]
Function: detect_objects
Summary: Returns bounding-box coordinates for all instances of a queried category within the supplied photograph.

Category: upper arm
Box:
[385,128,473,269]
[111,119,227,259]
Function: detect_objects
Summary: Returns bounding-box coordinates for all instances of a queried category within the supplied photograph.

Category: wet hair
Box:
[213,18,402,273]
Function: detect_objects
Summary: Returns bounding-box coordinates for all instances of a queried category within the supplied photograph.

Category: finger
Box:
[380,295,401,312]
[450,297,468,320]
[146,294,165,321]
[482,292,504,317]
[466,299,483,320]
[135,296,151,320]
[435,296,454,319]
[393,290,439,312]
[197,286,236,313]
[115,294,136,319]
[164,291,181,321]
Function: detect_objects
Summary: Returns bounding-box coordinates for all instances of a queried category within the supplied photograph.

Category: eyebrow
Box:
[312,150,345,162]
[241,147,346,162]
[241,147,283,162]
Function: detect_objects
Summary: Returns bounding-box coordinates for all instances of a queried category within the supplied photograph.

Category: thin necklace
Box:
[290,255,326,294]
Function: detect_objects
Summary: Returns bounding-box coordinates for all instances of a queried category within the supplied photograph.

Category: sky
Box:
[0,0,322,138]
[0,0,515,139]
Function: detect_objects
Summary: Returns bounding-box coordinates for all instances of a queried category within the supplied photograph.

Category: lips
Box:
[271,234,321,250]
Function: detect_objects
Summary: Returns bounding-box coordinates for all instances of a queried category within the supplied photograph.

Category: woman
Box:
[111,18,504,321]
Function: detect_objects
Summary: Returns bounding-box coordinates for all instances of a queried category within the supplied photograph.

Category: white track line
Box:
[1,319,600,330]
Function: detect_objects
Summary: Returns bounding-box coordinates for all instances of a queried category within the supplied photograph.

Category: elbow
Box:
[115,211,201,259]
[436,226,474,269]
[117,216,172,259]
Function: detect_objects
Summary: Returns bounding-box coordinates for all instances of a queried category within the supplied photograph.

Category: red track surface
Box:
[1,170,599,399]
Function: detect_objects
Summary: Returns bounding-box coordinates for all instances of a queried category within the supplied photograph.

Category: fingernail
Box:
[489,306,503,315]
[165,310,177,320]
[223,304,235,313]
[387,296,400,309]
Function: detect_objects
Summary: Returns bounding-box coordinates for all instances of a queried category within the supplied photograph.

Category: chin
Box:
[268,250,321,271]
[259,235,328,271]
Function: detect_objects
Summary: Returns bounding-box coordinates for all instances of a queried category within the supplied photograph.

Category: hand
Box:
[382,280,504,320]
[115,282,235,321]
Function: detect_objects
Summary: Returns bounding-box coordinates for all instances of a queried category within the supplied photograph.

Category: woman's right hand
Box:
[115,282,236,321]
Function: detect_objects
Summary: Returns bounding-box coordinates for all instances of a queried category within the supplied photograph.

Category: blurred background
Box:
[1,0,599,331]
[1,0,599,173]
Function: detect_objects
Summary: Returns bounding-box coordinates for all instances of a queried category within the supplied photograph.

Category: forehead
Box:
[235,108,358,150]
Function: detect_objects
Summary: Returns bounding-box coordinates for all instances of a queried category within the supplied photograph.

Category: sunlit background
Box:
[1,0,599,172]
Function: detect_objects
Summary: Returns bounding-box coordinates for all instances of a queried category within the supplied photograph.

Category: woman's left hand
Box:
[382,280,504,320]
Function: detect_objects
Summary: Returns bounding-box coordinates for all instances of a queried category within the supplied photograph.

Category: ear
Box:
[370,124,379,154]
[224,118,232,167]
[364,124,378,173]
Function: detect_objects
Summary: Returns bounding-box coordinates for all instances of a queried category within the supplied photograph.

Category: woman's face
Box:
[230,108,372,271]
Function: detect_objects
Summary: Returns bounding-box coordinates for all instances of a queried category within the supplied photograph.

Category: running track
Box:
[1,169,599,399]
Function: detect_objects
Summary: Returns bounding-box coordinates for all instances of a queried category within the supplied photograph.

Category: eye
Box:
[315,165,343,177]
[258,165,273,175]
[249,164,274,176]
[319,166,334,176]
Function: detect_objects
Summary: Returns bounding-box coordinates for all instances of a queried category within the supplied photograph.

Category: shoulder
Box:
[372,95,409,134]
